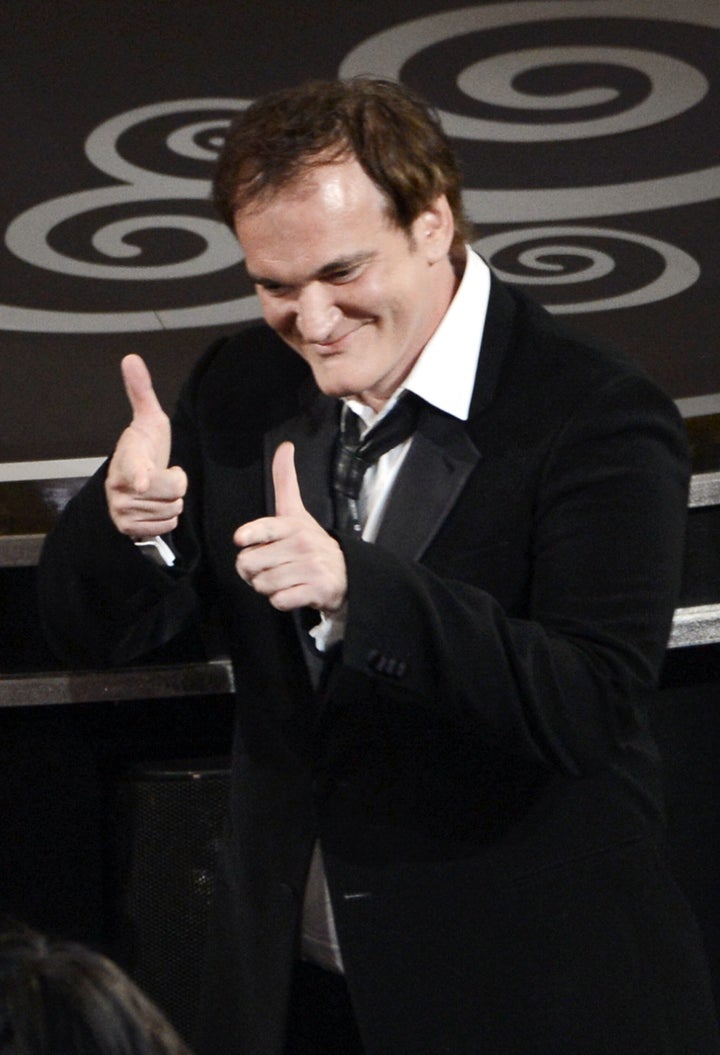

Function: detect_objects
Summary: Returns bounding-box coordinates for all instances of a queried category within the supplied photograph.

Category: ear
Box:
[413,194,455,264]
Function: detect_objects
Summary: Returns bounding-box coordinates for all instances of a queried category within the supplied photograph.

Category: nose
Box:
[295,283,341,343]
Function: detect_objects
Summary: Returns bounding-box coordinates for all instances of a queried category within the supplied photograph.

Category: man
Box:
[39,79,719,1054]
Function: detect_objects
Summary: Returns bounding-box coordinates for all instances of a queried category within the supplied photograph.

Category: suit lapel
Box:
[375,403,480,561]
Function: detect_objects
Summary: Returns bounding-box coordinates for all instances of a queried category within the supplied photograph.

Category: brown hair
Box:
[212,77,471,259]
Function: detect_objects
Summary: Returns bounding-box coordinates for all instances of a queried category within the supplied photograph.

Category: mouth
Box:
[300,322,370,358]
[298,338,349,364]
[313,340,347,358]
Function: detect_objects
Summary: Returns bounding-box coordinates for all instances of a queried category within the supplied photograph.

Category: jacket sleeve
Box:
[335,370,691,778]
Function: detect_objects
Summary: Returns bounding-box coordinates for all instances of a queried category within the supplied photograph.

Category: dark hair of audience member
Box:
[0,920,193,1055]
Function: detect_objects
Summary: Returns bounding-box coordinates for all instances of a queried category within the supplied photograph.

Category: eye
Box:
[327,263,362,284]
[257,280,291,297]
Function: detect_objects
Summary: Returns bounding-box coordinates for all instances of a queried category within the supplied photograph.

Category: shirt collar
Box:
[346,247,490,428]
[403,247,490,422]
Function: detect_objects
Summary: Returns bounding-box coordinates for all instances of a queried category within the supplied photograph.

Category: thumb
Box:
[272,442,306,517]
[118,353,171,475]
[121,353,167,426]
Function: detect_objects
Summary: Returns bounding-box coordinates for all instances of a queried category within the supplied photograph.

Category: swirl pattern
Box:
[339,0,719,317]
[1,100,255,332]
[1,1,717,331]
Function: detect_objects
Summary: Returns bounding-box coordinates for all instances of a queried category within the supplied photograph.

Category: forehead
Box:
[233,159,400,276]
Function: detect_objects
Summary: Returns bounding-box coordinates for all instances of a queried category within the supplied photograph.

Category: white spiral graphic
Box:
[1,0,717,331]
[7,201,242,282]
[340,0,720,218]
[474,227,701,313]
[1,98,261,332]
[5,100,246,280]
[339,0,716,311]
[454,47,707,142]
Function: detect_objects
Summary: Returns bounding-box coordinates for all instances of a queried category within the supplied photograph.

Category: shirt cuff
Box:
[134,535,176,567]
[309,602,348,652]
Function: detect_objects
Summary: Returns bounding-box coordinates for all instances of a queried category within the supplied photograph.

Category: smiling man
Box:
[39,79,719,1055]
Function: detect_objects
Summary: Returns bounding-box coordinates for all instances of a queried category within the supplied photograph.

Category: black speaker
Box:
[113,759,231,1043]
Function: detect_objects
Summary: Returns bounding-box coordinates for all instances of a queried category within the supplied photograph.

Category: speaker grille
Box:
[114,760,231,1043]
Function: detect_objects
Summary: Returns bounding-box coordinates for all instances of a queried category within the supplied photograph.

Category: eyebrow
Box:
[246,250,377,287]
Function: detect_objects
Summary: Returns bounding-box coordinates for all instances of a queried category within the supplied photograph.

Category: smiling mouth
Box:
[310,321,371,354]
[301,333,350,358]
[314,340,346,356]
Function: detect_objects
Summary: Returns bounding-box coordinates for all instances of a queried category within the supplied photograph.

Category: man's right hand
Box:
[105,354,188,538]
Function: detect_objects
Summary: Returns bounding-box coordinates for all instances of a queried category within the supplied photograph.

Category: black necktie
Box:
[332,392,420,535]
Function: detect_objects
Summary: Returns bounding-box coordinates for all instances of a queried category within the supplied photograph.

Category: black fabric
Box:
[284,962,364,1055]
[332,392,420,535]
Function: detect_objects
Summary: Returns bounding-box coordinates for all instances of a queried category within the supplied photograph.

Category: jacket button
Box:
[366,650,407,678]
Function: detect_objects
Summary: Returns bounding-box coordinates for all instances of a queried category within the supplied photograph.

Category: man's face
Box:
[233,158,457,411]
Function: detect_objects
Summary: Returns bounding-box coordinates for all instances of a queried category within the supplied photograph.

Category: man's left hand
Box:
[234,441,348,613]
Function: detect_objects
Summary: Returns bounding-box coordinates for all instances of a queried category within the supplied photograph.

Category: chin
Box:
[316,380,358,401]
[310,365,362,399]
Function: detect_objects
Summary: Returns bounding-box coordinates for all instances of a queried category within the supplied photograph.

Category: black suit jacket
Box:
[39,277,719,1054]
